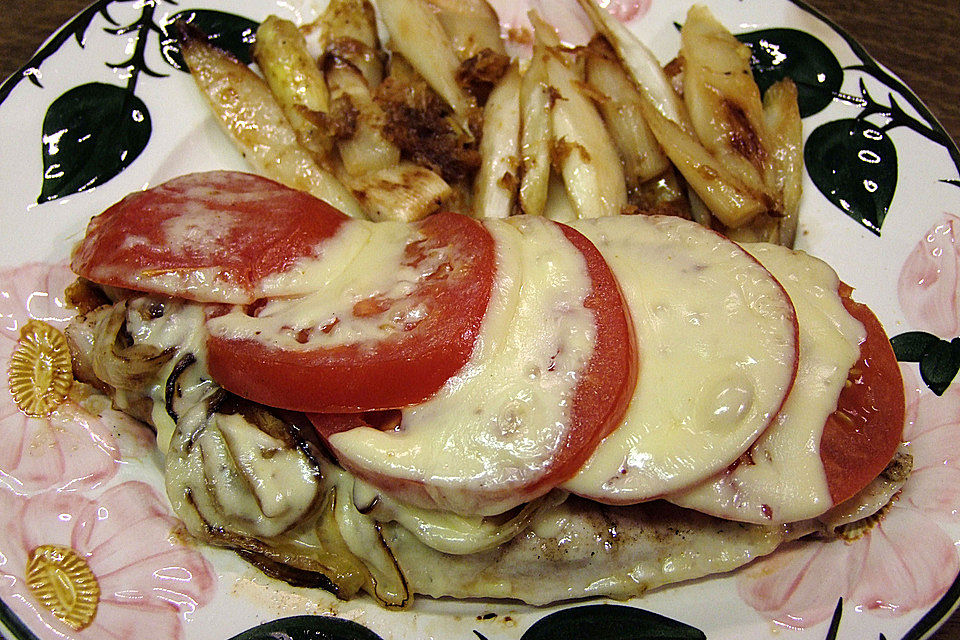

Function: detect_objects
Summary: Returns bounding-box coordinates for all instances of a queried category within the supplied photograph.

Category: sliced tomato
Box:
[819,284,905,506]
[207,211,497,412]
[70,171,350,303]
[550,221,638,475]
[308,219,637,514]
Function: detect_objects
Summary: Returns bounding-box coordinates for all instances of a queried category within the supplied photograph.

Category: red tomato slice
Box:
[70,171,349,303]
[551,221,638,472]
[819,284,905,506]
[308,219,637,512]
[207,211,497,412]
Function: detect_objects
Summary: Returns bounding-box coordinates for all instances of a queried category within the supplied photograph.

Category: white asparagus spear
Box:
[724,78,804,246]
[517,19,554,215]
[585,37,669,187]
[474,62,521,218]
[544,33,627,218]
[377,0,478,126]
[638,97,769,228]
[348,162,453,222]
[325,56,402,176]
[680,5,772,205]
[574,0,691,131]
[762,78,803,247]
[180,31,363,217]
[422,0,505,60]
[254,15,333,160]
[320,0,384,88]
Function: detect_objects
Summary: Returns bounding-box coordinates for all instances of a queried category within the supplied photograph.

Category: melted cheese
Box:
[206,220,447,351]
[256,220,372,297]
[563,216,798,502]
[113,299,210,454]
[326,467,409,606]
[164,396,322,540]
[159,204,242,257]
[105,185,370,304]
[668,244,865,523]
[348,474,568,555]
[109,299,322,540]
[327,216,596,516]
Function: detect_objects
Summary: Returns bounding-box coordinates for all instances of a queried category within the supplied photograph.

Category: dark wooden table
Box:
[1,0,959,638]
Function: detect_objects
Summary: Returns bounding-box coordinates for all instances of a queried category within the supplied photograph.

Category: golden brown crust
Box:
[374,77,481,183]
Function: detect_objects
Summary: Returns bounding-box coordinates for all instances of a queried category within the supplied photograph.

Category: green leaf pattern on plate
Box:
[38,83,151,203]
[227,615,386,640]
[519,605,706,640]
[892,331,960,396]
[804,117,897,235]
[31,3,258,203]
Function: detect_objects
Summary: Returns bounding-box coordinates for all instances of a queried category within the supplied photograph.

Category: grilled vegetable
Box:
[541,19,627,219]
[585,36,669,188]
[325,54,402,176]
[422,0,505,60]
[253,15,333,159]
[319,0,384,87]
[348,161,453,221]
[178,28,363,217]
[517,26,553,216]
[575,0,690,131]
[377,0,478,130]
[637,98,770,227]
[474,62,521,218]
[762,79,803,246]
[681,6,771,197]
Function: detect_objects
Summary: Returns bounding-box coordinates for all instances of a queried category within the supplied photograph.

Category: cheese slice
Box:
[206,220,438,351]
[256,220,373,298]
[563,215,798,502]
[326,216,598,516]
[668,243,865,523]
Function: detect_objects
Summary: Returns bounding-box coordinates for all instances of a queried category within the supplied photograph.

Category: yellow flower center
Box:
[26,544,100,631]
[8,319,73,417]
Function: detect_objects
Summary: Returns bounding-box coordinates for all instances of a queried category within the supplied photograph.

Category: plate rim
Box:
[0,1,958,639]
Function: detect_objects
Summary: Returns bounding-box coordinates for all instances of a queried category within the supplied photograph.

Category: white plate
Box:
[2,1,960,639]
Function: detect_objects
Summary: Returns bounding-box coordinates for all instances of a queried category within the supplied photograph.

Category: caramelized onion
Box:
[90,301,174,392]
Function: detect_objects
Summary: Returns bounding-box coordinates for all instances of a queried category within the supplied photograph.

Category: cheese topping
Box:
[103,213,368,305]
[206,220,443,350]
[563,216,798,502]
[327,216,597,516]
[163,401,323,539]
[256,220,372,297]
[668,243,866,523]
[348,475,568,555]
[81,172,361,304]
[114,299,210,454]
[158,205,241,257]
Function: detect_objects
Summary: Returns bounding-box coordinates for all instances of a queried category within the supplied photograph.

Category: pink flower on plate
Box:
[898,213,960,336]
[0,263,122,494]
[736,366,960,628]
[596,0,651,23]
[488,0,652,52]
[0,481,216,640]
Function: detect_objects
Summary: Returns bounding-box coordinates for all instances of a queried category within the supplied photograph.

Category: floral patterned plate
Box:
[1,1,959,639]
